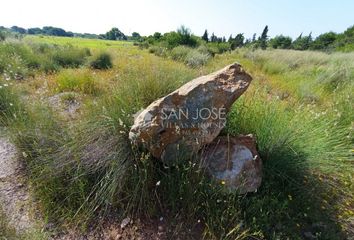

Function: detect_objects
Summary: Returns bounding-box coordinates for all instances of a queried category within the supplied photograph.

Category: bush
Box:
[52,46,89,68]
[206,42,230,55]
[170,46,191,61]
[185,49,210,67]
[0,80,24,125]
[56,69,99,95]
[148,45,167,57]
[89,52,113,69]
[0,31,5,41]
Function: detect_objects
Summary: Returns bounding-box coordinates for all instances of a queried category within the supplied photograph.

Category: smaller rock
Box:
[120,217,131,229]
[201,135,262,193]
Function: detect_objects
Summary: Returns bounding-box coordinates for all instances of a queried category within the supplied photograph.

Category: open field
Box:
[0,35,353,239]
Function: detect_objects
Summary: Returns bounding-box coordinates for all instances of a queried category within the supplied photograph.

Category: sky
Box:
[1,0,354,39]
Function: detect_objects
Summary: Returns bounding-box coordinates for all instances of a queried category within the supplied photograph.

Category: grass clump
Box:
[89,52,113,69]
[0,80,25,126]
[56,69,99,95]
[52,46,90,68]
[170,45,191,61]
[185,49,211,68]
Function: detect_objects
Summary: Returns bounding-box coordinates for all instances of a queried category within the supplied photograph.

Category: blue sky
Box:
[1,0,353,38]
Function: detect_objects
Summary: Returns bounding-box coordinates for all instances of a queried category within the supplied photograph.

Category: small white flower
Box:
[156,181,161,186]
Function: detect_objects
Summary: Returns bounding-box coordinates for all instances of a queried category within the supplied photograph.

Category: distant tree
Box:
[252,33,256,42]
[42,26,73,37]
[177,25,196,46]
[230,33,244,50]
[269,35,292,49]
[244,38,251,45]
[131,32,142,41]
[163,26,197,48]
[202,29,209,42]
[153,32,162,40]
[11,26,26,34]
[132,32,140,38]
[311,32,337,50]
[259,25,269,49]
[228,34,233,42]
[222,36,226,42]
[164,31,182,48]
[0,31,5,41]
[292,33,312,50]
[28,27,43,35]
[105,27,126,40]
[210,33,217,42]
[334,25,354,50]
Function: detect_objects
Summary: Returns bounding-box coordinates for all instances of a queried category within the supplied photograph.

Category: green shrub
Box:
[56,69,99,95]
[0,42,33,79]
[185,49,210,67]
[0,31,5,41]
[206,42,230,55]
[148,45,167,57]
[170,45,191,61]
[0,80,25,125]
[52,46,89,68]
[89,52,113,69]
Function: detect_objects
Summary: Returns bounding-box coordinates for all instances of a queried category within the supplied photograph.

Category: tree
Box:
[11,26,26,34]
[259,25,269,49]
[252,33,256,42]
[269,35,292,49]
[153,32,162,40]
[131,32,141,41]
[292,33,312,50]
[28,27,43,35]
[228,35,233,42]
[0,31,5,41]
[210,33,217,42]
[42,26,73,37]
[230,33,244,50]
[311,32,336,50]
[202,29,209,42]
[105,28,126,40]
[334,25,354,50]
[177,25,196,46]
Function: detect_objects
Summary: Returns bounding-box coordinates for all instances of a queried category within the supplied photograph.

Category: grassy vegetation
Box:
[55,69,100,95]
[0,35,353,239]
[89,52,113,69]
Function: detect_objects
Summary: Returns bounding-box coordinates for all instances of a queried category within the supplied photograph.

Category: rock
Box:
[120,217,131,229]
[201,135,262,193]
[47,92,81,119]
[129,63,252,163]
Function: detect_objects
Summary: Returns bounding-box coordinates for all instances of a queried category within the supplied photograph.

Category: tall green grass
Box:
[0,39,91,79]
[55,69,100,95]
[2,39,353,239]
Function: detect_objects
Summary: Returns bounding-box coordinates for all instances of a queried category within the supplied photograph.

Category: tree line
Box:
[1,24,353,52]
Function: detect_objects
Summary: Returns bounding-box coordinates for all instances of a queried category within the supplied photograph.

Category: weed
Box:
[89,52,113,69]
[56,69,99,95]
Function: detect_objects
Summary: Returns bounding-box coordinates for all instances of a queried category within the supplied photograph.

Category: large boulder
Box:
[129,63,252,163]
[201,135,262,193]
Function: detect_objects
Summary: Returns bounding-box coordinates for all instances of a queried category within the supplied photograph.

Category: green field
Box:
[0,35,353,239]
